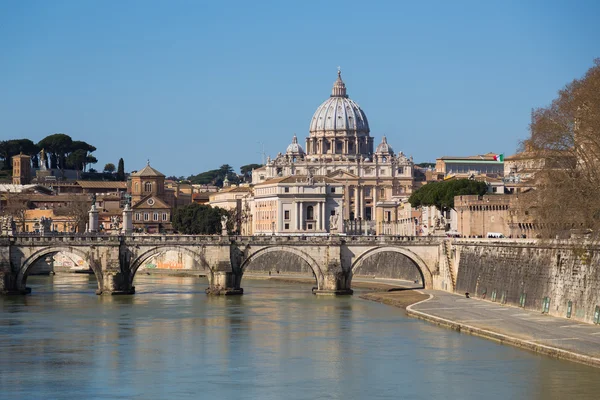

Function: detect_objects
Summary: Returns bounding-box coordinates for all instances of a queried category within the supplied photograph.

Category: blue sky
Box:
[1,0,599,177]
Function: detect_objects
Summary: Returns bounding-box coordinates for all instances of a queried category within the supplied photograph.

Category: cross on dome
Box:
[331,68,347,98]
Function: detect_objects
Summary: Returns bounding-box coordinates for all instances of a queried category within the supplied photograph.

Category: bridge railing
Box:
[2,232,445,246]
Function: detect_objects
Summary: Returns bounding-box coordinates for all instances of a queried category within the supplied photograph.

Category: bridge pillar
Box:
[313,260,353,295]
[205,245,243,295]
[206,271,243,295]
[0,240,28,295]
[0,271,30,295]
[97,269,135,295]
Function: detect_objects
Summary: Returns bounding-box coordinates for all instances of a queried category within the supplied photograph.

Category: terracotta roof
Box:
[76,181,127,189]
[217,186,253,193]
[438,153,498,161]
[24,194,91,202]
[131,164,165,177]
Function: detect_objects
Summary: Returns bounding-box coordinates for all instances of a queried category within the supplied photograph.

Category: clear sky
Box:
[1,0,599,177]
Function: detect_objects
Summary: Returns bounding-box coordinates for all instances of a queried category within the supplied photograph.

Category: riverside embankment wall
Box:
[453,240,600,324]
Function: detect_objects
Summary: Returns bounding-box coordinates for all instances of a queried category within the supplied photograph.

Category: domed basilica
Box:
[251,70,415,233]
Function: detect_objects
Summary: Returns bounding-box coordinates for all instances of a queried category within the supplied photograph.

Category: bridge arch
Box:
[17,246,102,292]
[240,246,324,287]
[128,245,208,284]
[350,246,433,289]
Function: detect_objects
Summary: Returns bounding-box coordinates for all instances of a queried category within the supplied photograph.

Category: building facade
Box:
[129,163,172,233]
[251,70,415,226]
[253,174,343,235]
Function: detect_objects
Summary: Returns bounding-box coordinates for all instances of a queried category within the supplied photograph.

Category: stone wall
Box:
[243,251,315,276]
[454,241,600,323]
[353,251,423,284]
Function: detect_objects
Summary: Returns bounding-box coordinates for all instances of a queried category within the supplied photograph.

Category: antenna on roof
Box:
[257,142,266,165]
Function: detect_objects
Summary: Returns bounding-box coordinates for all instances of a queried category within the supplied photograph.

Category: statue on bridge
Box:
[221,214,228,236]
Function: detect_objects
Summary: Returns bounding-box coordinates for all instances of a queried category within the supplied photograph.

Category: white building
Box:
[253,173,344,235]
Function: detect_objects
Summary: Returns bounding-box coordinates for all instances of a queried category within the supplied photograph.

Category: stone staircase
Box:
[442,240,456,291]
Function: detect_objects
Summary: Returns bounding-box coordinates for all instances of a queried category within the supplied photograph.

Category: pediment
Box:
[327,169,359,179]
[132,194,170,210]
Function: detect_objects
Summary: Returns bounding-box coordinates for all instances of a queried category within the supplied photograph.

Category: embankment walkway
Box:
[408,290,600,368]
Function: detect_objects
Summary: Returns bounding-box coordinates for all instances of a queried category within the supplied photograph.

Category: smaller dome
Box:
[286,134,305,156]
[376,136,394,155]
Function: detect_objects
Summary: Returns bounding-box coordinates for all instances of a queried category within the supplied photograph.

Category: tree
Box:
[240,163,263,182]
[187,164,241,187]
[0,139,39,170]
[523,59,600,237]
[37,133,73,169]
[116,158,125,181]
[55,196,91,233]
[66,149,88,171]
[103,163,116,173]
[0,193,32,231]
[172,203,228,234]
[409,179,489,210]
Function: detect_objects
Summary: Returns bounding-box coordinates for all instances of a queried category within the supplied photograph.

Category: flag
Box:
[493,154,504,162]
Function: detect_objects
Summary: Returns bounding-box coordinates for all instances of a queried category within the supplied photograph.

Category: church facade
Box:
[251,70,415,229]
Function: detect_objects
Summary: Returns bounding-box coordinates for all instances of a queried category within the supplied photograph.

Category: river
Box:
[1,274,599,399]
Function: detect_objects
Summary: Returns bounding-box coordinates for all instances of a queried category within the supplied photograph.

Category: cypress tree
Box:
[116,158,125,181]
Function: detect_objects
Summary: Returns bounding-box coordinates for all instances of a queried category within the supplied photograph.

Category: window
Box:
[153,213,159,221]
[306,206,314,220]
[135,213,140,221]
[144,213,149,221]
[284,223,289,230]
[144,182,152,192]
[162,213,168,221]
[364,187,371,197]
[331,187,336,193]
[398,166,405,175]
[284,210,290,220]
[284,187,289,193]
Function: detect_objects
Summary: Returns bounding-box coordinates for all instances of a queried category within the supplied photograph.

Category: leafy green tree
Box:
[187,164,241,187]
[38,133,73,169]
[172,203,229,234]
[409,179,489,210]
[66,149,88,171]
[116,158,125,181]
[0,139,39,170]
[240,163,262,182]
[103,163,116,173]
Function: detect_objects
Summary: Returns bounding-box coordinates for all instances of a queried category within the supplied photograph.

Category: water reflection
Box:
[1,274,600,400]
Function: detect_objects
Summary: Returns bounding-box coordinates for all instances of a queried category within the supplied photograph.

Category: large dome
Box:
[309,70,369,135]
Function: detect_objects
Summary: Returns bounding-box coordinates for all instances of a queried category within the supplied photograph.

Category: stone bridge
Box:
[0,235,449,296]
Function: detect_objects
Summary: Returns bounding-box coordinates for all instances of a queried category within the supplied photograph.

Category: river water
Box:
[1,275,600,400]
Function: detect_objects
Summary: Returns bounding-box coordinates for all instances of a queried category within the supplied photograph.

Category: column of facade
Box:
[354,186,359,220]
[293,201,298,231]
[277,201,283,232]
[358,186,363,219]
[372,185,377,220]
[299,202,304,231]
[319,202,323,231]
[316,202,321,231]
